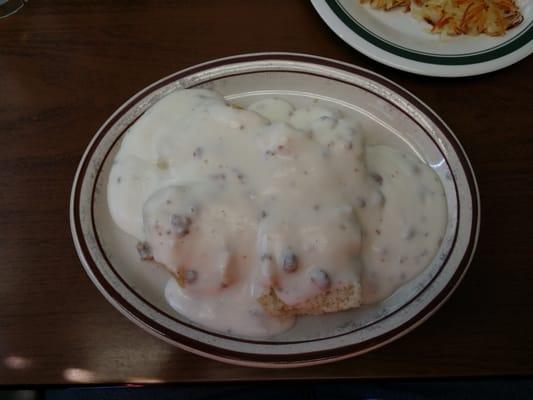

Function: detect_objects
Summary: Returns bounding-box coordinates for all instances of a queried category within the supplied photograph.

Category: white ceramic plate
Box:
[311,0,533,77]
[70,53,480,367]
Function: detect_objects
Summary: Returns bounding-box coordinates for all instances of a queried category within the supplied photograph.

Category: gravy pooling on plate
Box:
[107,89,447,337]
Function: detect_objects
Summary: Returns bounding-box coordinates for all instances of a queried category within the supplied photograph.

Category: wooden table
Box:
[0,0,531,385]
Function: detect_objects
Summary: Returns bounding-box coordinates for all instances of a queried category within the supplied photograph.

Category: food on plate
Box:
[360,0,523,36]
[414,0,523,36]
[360,0,411,11]
[107,89,447,337]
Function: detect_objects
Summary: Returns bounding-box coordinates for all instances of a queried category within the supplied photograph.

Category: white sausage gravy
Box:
[107,89,447,337]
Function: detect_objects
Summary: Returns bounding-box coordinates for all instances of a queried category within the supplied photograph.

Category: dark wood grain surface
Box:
[0,0,531,385]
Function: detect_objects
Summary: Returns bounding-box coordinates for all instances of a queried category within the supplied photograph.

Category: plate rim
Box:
[311,0,533,77]
[70,52,480,367]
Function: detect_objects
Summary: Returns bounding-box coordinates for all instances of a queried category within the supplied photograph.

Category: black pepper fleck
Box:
[193,147,203,158]
[370,172,383,186]
[136,241,153,260]
[170,214,192,237]
[310,268,331,290]
[260,254,272,262]
[403,226,417,240]
[210,173,226,181]
[281,250,298,273]
[232,168,247,184]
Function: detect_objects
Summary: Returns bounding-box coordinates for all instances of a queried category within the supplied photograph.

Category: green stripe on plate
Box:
[327,0,533,65]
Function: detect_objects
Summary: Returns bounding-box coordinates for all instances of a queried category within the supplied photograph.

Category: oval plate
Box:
[311,0,533,77]
[70,53,480,367]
